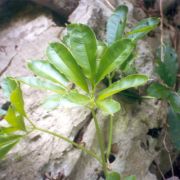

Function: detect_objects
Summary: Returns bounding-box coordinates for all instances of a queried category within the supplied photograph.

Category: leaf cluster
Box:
[0,78,27,159]
[147,44,180,113]
[0,5,160,179]
[147,43,180,150]
[18,26,150,114]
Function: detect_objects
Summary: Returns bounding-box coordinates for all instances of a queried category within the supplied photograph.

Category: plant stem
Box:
[107,73,113,161]
[35,126,101,163]
[91,109,107,176]
[107,115,113,161]
[26,116,36,128]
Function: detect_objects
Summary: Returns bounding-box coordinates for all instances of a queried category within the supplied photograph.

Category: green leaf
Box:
[168,108,180,150]
[62,34,71,47]
[28,60,68,87]
[128,17,160,41]
[119,89,141,103]
[124,175,136,180]
[155,44,178,87]
[65,90,90,106]
[96,41,107,60]
[43,91,90,109]
[5,106,26,131]
[19,77,66,94]
[0,127,19,134]
[106,5,128,44]
[96,39,135,84]
[42,94,62,109]
[66,24,97,82]
[47,42,88,92]
[10,84,26,116]
[1,78,26,117]
[1,77,17,98]
[106,171,121,180]
[168,92,180,113]
[0,134,22,146]
[98,74,148,100]
[0,140,19,159]
[120,52,136,73]
[147,83,171,99]
[148,83,180,113]
[97,99,121,115]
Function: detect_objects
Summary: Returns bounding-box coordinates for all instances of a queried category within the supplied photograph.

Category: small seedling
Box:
[0,5,160,180]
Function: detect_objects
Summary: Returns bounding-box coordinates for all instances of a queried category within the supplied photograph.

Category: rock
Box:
[0,7,92,180]
[166,177,180,180]
[0,0,170,180]
[30,0,80,17]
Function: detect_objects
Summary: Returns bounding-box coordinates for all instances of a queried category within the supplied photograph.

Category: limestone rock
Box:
[30,0,80,17]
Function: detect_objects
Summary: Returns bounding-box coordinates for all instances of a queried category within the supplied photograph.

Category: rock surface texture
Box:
[0,0,170,180]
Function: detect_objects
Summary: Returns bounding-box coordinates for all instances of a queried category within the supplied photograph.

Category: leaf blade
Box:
[10,84,26,116]
[168,92,180,113]
[0,140,19,159]
[98,74,148,100]
[67,24,97,82]
[1,77,17,99]
[155,44,178,87]
[18,77,66,94]
[124,175,136,180]
[147,83,171,99]
[106,171,121,180]
[47,42,88,92]
[28,60,68,87]
[128,17,160,41]
[4,106,26,131]
[106,5,128,44]
[96,39,135,84]
[97,99,121,115]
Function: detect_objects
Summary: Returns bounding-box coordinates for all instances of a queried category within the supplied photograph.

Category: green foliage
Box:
[97,99,121,115]
[98,74,148,100]
[124,175,136,180]
[168,92,180,113]
[106,5,128,44]
[147,44,180,114]
[0,134,21,159]
[47,42,88,92]
[155,44,178,87]
[127,17,160,41]
[147,83,170,99]
[0,5,159,179]
[19,77,65,94]
[168,108,180,150]
[147,42,180,151]
[5,107,26,131]
[1,77,17,99]
[66,24,97,83]
[106,171,121,180]
[28,60,68,87]
[0,78,27,159]
[105,5,159,88]
[95,39,135,84]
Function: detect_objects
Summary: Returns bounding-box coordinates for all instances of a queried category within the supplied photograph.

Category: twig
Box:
[155,161,166,180]
[159,0,164,62]
[0,54,16,76]
[104,0,115,10]
[163,130,175,180]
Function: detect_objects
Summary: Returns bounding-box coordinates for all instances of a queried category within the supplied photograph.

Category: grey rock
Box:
[30,0,79,17]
